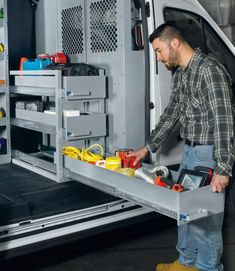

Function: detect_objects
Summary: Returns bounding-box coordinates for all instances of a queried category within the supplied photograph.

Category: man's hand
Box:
[127,146,149,166]
[211,174,229,192]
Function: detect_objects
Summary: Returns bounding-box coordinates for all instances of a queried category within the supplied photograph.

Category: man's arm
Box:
[205,65,234,191]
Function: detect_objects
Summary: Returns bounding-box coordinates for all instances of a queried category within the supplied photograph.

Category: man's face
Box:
[152,38,178,70]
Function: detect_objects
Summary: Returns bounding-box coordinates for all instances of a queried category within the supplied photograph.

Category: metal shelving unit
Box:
[10,70,63,181]
[10,70,107,182]
[0,0,10,163]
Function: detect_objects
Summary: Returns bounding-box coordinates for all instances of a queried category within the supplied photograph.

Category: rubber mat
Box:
[0,163,118,225]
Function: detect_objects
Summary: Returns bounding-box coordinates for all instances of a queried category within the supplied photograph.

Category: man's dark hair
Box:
[149,23,187,44]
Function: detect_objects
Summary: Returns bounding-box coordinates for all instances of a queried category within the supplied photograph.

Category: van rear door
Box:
[149,0,235,166]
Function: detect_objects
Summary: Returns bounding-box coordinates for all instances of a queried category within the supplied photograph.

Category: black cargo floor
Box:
[0,163,118,226]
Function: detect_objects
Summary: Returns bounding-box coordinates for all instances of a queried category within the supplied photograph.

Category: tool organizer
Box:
[10,70,107,182]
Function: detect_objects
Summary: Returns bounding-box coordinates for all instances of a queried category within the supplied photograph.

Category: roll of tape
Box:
[105,156,122,171]
[151,165,169,178]
[96,160,106,168]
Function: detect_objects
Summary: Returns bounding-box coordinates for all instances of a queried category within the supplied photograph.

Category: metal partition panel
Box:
[86,0,146,153]
[36,0,59,54]
[58,0,86,63]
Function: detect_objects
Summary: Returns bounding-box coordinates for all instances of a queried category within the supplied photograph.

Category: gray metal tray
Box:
[64,157,225,225]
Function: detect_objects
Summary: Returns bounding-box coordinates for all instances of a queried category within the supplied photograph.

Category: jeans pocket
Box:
[193,145,214,163]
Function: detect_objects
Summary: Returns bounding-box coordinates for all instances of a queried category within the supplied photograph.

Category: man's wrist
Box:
[214,166,232,177]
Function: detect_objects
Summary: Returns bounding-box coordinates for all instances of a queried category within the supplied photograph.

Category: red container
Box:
[122,156,141,169]
[115,148,141,169]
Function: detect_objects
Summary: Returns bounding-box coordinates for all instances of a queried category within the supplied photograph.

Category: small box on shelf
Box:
[0,137,7,154]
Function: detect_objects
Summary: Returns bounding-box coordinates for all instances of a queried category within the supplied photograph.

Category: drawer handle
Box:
[66,91,91,97]
[67,131,92,140]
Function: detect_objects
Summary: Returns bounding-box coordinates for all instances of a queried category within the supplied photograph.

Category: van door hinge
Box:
[145,2,150,17]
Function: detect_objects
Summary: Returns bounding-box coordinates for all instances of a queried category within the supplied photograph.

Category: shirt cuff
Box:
[146,140,158,153]
[214,164,232,177]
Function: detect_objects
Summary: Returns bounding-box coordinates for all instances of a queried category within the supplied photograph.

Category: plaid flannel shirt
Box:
[147,48,234,176]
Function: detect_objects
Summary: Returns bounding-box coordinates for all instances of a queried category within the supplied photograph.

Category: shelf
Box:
[12,150,58,181]
[10,86,55,96]
[14,109,107,140]
[14,75,56,88]
[10,70,61,89]
[0,117,6,126]
[13,149,57,173]
[16,109,56,126]
[11,118,56,135]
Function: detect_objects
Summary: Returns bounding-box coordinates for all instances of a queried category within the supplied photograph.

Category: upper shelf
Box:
[10,70,60,96]
[10,70,107,99]
[10,86,55,96]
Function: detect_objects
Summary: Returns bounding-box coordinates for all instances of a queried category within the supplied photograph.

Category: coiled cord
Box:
[63,144,104,163]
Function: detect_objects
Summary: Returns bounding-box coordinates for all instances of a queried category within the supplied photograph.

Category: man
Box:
[129,24,234,271]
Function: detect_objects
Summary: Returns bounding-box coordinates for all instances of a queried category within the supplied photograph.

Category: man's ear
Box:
[170,38,180,49]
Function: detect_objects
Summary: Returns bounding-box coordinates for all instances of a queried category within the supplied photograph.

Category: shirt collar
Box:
[177,48,202,73]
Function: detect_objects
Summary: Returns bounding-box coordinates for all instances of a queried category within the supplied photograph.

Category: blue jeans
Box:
[176,144,224,271]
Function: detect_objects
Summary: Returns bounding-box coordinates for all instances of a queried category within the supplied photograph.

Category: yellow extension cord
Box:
[63,144,104,163]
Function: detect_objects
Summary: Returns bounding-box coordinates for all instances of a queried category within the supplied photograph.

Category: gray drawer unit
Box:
[64,157,225,225]
[64,114,107,140]
[10,70,107,182]
[63,76,107,100]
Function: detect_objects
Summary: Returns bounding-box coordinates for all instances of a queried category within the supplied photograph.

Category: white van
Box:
[0,0,234,257]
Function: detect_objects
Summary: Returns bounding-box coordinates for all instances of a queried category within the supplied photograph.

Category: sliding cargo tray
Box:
[65,157,225,225]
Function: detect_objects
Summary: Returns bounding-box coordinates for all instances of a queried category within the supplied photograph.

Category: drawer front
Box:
[15,76,56,88]
[64,157,225,225]
[64,114,106,140]
[63,76,106,100]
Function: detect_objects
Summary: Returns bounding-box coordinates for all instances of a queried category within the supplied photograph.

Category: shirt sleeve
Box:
[147,85,181,153]
[204,65,234,176]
